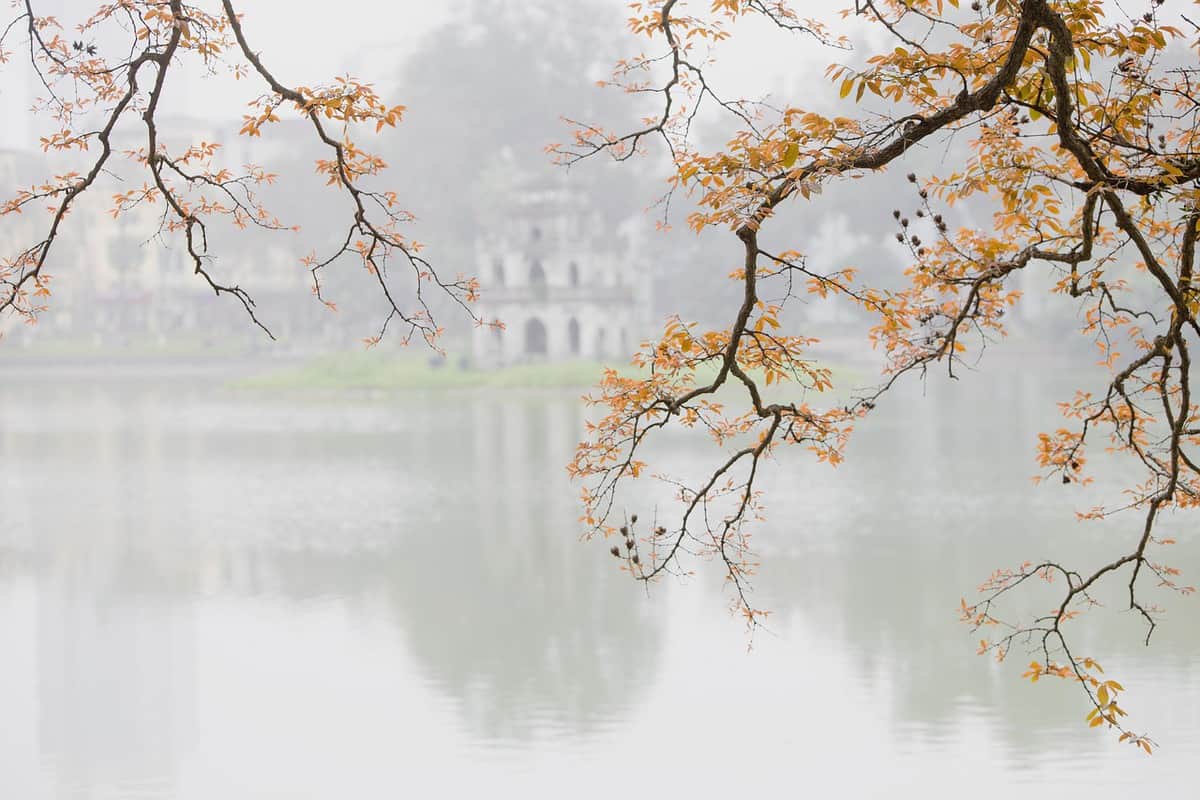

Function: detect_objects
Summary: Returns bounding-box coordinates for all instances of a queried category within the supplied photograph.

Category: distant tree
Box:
[387,0,648,266]
[0,1,480,346]
[560,0,1199,754]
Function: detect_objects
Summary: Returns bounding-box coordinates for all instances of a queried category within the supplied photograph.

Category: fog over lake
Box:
[3,1,1199,796]
[0,354,1196,798]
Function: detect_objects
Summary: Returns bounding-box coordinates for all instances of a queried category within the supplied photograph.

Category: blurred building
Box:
[471,181,652,366]
[0,121,349,347]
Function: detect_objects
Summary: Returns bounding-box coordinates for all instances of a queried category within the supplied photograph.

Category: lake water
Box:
[0,357,1196,798]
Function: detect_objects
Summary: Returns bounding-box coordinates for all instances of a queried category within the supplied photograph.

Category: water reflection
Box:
[0,371,663,796]
[746,361,1200,763]
[383,397,661,739]
[0,361,1196,797]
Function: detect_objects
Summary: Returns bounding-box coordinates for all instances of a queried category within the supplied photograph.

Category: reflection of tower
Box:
[472,173,652,367]
[372,391,663,741]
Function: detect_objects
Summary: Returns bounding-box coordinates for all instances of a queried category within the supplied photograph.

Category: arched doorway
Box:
[529,261,546,285]
[567,318,581,355]
[594,328,607,359]
[525,318,548,357]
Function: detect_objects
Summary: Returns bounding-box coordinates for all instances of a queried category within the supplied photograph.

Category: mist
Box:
[1,2,1198,797]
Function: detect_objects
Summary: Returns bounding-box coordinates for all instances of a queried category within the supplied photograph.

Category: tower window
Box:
[529,260,546,286]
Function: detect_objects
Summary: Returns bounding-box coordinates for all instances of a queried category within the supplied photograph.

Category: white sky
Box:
[0,1,455,150]
[2,0,1184,153]
[0,1,869,152]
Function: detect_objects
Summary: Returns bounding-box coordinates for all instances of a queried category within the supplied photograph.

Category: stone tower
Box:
[471,178,651,367]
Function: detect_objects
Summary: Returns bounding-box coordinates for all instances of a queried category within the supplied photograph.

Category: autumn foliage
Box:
[0,0,480,345]
[558,0,1200,753]
[4,0,1199,755]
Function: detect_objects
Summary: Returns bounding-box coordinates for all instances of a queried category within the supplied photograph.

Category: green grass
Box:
[231,350,862,395]
[231,352,636,392]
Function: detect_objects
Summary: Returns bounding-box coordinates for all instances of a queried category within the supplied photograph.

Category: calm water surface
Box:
[0,358,1196,798]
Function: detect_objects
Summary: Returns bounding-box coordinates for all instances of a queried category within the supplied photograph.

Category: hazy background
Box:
[0,0,1094,356]
[1,2,1197,798]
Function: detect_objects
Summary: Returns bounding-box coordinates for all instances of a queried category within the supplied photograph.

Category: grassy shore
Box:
[230,350,862,394]
[231,352,637,391]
